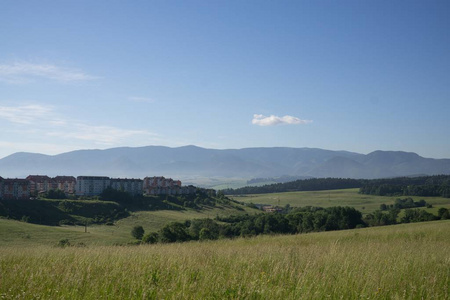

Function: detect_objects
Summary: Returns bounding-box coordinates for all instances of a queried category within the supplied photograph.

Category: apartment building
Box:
[26,175,54,195]
[54,176,76,195]
[0,174,195,199]
[1,178,30,200]
[143,176,183,195]
[143,176,196,195]
[110,178,143,195]
[75,176,111,196]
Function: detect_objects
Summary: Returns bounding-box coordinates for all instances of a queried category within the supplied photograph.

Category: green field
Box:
[0,203,257,247]
[231,188,450,214]
[1,189,449,298]
[3,188,449,247]
[1,220,449,299]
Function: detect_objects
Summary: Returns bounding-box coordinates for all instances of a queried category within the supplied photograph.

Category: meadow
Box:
[231,188,450,214]
[0,220,449,299]
[0,203,256,247]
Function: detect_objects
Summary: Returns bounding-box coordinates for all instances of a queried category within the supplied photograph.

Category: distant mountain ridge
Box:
[0,146,449,181]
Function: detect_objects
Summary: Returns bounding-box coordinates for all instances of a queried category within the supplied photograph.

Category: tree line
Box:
[223,178,365,195]
[359,175,450,198]
[133,204,450,244]
[379,198,430,211]
[222,175,450,197]
[364,207,449,226]
[134,206,365,244]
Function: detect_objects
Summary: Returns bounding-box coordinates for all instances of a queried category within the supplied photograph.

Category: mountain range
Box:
[1,146,449,183]
[0,146,450,183]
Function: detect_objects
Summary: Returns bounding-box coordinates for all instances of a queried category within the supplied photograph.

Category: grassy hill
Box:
[0,200,257,247]
[0,198,126,226]
[1,220,449,299]
[231,188,450,214]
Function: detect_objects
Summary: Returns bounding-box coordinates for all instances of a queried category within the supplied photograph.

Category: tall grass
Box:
[1,221,449,299]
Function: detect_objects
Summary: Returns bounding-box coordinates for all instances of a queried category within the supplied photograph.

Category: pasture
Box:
[0,220,449,299]
[231,188,450,214]
[0,204,256,247]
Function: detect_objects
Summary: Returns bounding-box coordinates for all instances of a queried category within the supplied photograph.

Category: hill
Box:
[1,221,449,299]
[0,204,256,247]
[1,146,450,183]
[0,188,253,226]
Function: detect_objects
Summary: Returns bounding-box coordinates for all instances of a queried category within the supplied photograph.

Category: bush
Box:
[199,228,217,240]
[159,222,190,243]
[142,232,159,244]
[46,189,67,199]
[438,208,450,220]
[57,239,71,247]
[131,226,145,240]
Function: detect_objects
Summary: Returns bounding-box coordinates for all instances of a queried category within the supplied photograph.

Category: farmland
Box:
[230,188,450,214]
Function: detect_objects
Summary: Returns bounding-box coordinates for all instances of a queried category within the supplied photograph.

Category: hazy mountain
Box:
[1,146,449,182]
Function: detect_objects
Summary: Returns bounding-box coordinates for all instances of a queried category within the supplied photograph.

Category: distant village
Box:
[0,175,198,200]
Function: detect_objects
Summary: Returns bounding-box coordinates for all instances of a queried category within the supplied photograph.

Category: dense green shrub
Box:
[131,226,145,240]
[142,232,159,244]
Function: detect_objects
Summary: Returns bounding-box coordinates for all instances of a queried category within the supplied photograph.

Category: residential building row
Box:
[27,175,77,195]
[76,176,195,196]
[0,177,30,200]
[0,175,195,200]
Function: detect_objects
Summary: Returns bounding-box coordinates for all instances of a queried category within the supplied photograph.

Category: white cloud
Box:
[0,103,157,148]
[47,123,157,146]
[128,96,155,103]
[0,62,98,84]
[0,104,54,124]
[252,114,312,126]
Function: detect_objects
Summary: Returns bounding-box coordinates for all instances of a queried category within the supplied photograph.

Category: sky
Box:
[1,1,449,159]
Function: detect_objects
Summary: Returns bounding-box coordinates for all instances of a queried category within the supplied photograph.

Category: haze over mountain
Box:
[1,146,449,184]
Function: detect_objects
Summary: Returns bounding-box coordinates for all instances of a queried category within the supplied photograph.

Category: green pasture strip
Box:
[231,188,450,214]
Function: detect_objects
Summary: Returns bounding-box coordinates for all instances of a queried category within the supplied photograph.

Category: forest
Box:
[223,178,364,195]
[359,175,450,197]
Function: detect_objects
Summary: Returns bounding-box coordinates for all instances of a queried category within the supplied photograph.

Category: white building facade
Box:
[75,176,111,196]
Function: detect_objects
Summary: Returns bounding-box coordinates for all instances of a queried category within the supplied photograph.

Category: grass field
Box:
[0,203,257,247]
[0,220,449,299]
[231,188,450,214]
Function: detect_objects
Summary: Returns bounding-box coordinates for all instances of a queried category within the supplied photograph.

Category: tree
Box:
[46,189,67,199]
[142,232,159,244]
[199,228,215,240]
[100,187,132,203]
[189,219,219,240]
[131,225,145,240]
[159,222,190,243]
[401,209,437,223]
[438,208,450,220]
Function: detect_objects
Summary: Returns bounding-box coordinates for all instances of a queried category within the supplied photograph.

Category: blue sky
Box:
[1,1,449,159]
